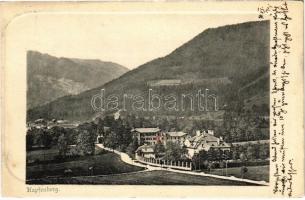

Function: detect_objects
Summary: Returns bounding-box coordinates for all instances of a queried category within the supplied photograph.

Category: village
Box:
[26,113,269,184]
[28,119,232,163]
[126,128,231,171]
[123,128,230,169]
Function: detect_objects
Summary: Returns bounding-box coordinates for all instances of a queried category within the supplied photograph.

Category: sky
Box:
[10,13,259,69]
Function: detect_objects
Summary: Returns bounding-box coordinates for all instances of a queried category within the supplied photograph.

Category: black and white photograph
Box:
[24,13,271,185]
[2,1,305,197]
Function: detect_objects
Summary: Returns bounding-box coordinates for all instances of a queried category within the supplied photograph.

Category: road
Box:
[95,144,269,186]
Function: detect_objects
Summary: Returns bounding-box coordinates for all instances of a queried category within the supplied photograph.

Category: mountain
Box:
[27,51,129,109]
[27,20,270,121]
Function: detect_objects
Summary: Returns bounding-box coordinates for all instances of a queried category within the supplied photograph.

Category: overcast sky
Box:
[11,13,258,69]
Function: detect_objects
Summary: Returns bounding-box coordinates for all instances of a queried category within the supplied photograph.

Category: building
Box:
[135,144,156,159]
[164,131,188,145]
[184,130,231,158]
[47,122,79,129]
[147,79,181,87]
[28,118,48,129]
[132,128,162,145]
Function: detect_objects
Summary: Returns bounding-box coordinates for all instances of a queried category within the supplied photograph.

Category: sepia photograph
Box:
[1,1,303,197]
[25,14,270,185]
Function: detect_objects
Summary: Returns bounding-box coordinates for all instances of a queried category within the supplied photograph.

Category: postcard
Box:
[0,1,304,197]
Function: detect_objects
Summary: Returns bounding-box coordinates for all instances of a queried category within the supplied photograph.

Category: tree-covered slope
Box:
[27,20,270,121]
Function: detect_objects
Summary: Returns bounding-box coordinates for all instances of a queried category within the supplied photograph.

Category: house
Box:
[28,118,47,129]
[132,128,162,145]
[147,79,182,87]
[34,118,47,124]
[184,130,231,158]
[46,121,79,129]
[135,144,156,159]
[164,131,188,145]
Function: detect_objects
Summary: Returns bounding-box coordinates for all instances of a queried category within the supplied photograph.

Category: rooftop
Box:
[148,79,181,87]
[136,144,155,153]
[133,128,161,133]
[166,131,188,137]
[187,133,230,149]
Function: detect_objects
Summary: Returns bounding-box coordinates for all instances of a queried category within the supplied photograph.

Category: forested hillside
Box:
[27,20,269,121]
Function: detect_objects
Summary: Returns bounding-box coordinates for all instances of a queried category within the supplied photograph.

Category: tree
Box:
[240,152,247,163]
[26,133,34,151]
[246,145,255,160]
[192,150,208,170]
[104,115,114,127]
[41,131,52,148]
[169,118,178,131]
[126,137,139,157]
[49,126,66,146]
[207,162,214,172]
[164,141,187,161]
[104,131,119,150]
[118,122,132,151]
[207,148,216,161]
[232,148,239,160]
[259,144,269,160]
[76,129,96,156]
[214,149,223,161]
[160,118,170,131]
[154,142,165,158]
[96,118,105,136]
[199,150,209,160]
[57,134,68,158]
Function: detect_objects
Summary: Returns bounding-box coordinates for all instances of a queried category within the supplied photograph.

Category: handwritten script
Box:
[258,1,296,197]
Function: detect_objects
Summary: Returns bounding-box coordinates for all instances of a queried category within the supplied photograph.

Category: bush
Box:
[227,160,269,168]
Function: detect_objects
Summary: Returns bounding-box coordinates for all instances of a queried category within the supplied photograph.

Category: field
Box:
[27,147,268,185]
[27,170,261,185]
[27,147,59,162]
[208,165,269,182]
[26,151,144,179]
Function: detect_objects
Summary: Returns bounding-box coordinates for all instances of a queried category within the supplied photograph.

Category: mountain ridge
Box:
[27,51,129,109]
[27,20,270,121]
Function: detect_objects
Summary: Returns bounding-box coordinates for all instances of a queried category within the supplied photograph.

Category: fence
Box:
[135,154,192,171]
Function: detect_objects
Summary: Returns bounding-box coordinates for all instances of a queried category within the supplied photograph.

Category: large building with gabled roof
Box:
[184,130,231,158]
[132,128,162,145]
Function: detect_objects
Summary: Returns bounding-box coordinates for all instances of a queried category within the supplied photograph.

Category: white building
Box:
[164,131,188,145]
[135,144,156,159]
[132,128,162,145]
[184,130,231,158]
